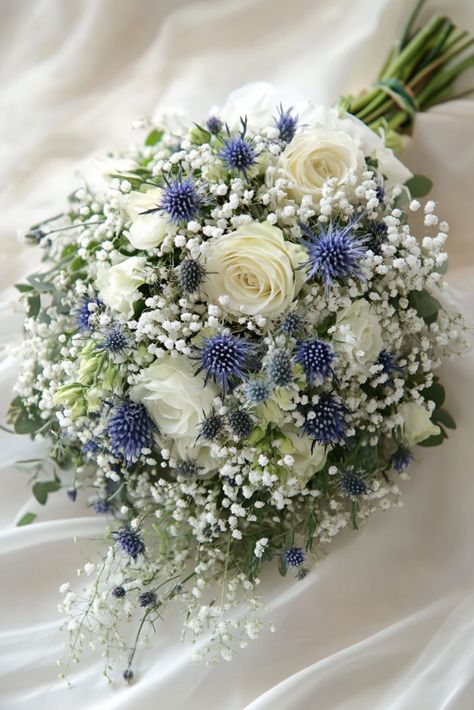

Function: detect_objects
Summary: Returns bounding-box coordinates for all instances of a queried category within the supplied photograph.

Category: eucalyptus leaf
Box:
[14,409,44,435]
[405,174,433,197]
[32,479,61,505]
[418,430,447,447]
[15,283,34,293]
[408,289,441,323]
[26,274,55,292]
[17,512,37,527]
[422,381,446,408]
[278,557,288,577]
[433,408,456,430]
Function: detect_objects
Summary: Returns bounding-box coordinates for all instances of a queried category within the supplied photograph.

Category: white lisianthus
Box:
[221,83,411,188]
[96,256,146,318]
[277,128,364,201]
[333,299,383,371]
[130,354,218,466]
[276,424,327,488]
[204,221,306,317]
[123,187,168,250]
[400,402,441,446]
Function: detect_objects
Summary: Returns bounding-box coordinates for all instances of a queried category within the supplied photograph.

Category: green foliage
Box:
[145,129,164,146]
[17,512,37,527]
[405,174,433,198]
[32,479,61,505]
[422,380,445,408]
[408,289,441,324]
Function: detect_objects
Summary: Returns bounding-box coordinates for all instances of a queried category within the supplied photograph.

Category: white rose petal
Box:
[96,256,147,318]
[204,221,305,317]
[333,299,383,371]
[123,187,169,250]
[400,402,441,447]
[277,424,327,489]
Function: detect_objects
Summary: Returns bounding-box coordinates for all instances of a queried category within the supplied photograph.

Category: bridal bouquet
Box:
[6,1,471,682]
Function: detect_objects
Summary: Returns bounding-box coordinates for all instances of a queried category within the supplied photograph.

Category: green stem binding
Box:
[340,0,474,144]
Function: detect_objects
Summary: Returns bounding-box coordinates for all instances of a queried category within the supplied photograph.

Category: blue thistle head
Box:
[244,379,272,405]
[178,258,206,295]
[267,349,293,387]
[198,411,223,441]
[83,439,101,457]
[390,447,414,473]
[113,525,145,561]
[340,472,369,497]
[159,177,202,223]
[367,220,388,254]
[300,218,369,293]
[227,408,254,439]
[220,118,255,174]
[100,325,128,354]
[280,312,304,336]
[195,334,252,394]
[75,296,100,332]
[93,498,110,514]
[111,585,126,598]
[283,547,305,567]
[206,116,222,135]
[66,488,77,502]
[138,591,157,608]
[176,459,200,477]
[377,350,404,377]
[302,393,347,447]
[123,669,134,684]
[107,400,155,463]
[295,339,335,384]
[275,105,297,143]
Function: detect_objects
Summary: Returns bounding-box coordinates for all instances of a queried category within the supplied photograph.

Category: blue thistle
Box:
[112,585,126,598]
[178,258,206,295]
[280,312,304,336]
[220,118,255,174]
[75,296,100,332]
[113,525,145,561]
[108,400,155,463]
[176,459,200,477]
[267,349,293,387]
[123,669,134,684]
[66,488,77,502]
[302,393,347,446]
[295,339,335,384]
[275,105,297,143]
[367,220,388,254]
[93,498,110,514]
[299,218,369,293]
[155,178,202,223]
[340,472,369,497]
[83,440,101,457]
[198,411,223,441]
[390,447,414,473]
[206,116,222,135]
[100,325,128,354]
[227,408,254,439]
[377,350,404,377]
[283,547,305,567]
[138,591,157,608]
[244,379,272,405]
[195,334,252,394]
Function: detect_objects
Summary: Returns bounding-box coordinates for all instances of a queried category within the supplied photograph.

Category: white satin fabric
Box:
[1,1,474,708]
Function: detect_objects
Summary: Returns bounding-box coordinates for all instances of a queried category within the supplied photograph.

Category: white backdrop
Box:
[1,1,474,708]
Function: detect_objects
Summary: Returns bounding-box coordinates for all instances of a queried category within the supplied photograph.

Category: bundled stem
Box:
[340,0,474,143]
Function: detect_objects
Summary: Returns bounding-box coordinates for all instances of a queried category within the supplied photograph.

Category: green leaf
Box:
[27,294,41,318]
[374,78,418,115]
[351,501,359,530]
[418,431,447,447]
[17,512,37,527]
[405,174,433,197]
[190,123,212,145]
[145,129,164,146]
[433,408,456,430]
[422,381,446,408]
[32,480,61,505]
[26,274,55,292]
[408,289,441,323]
[13,409,44,435]
[278,556,288,577]
[15,283,34,293]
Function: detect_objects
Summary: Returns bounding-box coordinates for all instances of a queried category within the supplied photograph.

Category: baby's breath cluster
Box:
[9,89,466,682]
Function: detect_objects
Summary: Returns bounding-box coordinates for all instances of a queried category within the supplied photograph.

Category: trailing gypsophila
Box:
[6,0,472,684]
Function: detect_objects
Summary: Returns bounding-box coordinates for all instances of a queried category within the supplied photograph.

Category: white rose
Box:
[123,187,168,250]
[333,299,383,371]
[400,402,441,447]
[277,127,364,201]
[277,424,327,489]
[221,83,411,188]
[130,354,218,466]
[96,256,146,319]
[204,221,305,317]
